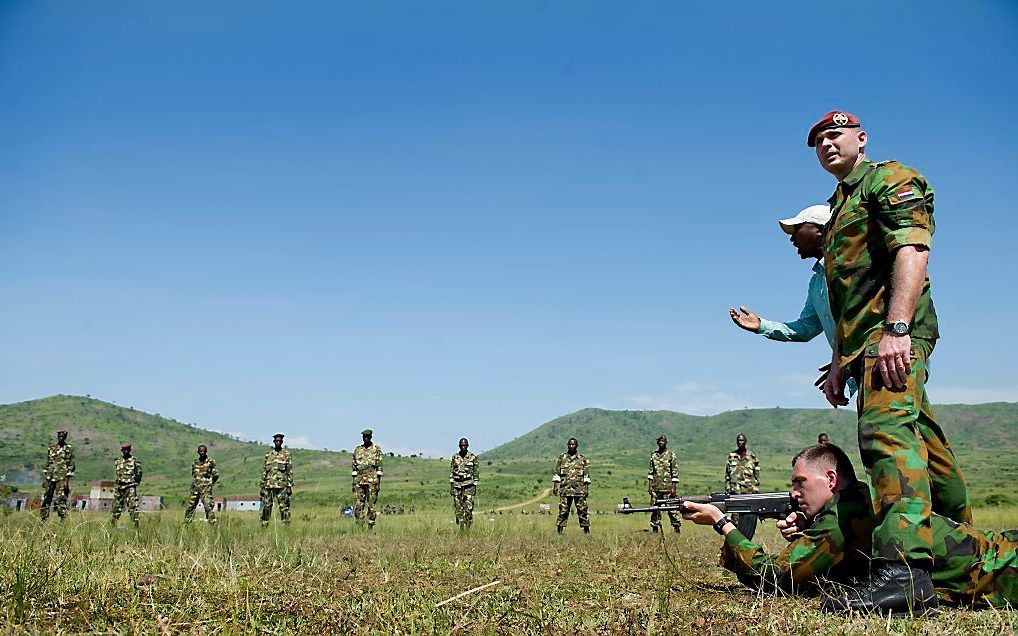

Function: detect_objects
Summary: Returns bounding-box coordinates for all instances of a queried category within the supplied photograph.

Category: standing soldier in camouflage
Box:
[111,443,143,527]
[40,429,75,522]
[449,437,479,529]
[352,429,383,528]
[725,434,761,539]
[553,437,590,534]
[184,445,220,524]
[811,110,970,612]
[260,434,292,527]
[647,435,681,534]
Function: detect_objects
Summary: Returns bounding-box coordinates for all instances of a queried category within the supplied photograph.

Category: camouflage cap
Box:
[361,428,373,436]
[807,110,861,147]
[121,443,132,450]
[272,433,284,440]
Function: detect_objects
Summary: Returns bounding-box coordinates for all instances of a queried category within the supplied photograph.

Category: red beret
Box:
[807,111,861,147]
[121,443,132,450]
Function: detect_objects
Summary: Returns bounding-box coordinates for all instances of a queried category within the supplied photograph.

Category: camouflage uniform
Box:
[722,480,1018,607]
[553,453,590,530]
[647,450,680,533]
[183,456,220,524]
[824,158,970,564]
[40,442,75,521]
[352,443,383,527]
[111,456,143,526]
[260,449,292,525]
[725,450,761,538]
[449,451,479,528]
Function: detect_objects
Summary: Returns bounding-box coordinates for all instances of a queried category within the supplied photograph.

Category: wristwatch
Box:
[713,515,733,535]
[884,321,911,336]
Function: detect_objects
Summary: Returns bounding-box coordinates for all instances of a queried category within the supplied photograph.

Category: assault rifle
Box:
[619,492,801,540]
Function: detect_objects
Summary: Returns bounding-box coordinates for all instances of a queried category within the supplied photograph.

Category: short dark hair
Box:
[792,443,857,482]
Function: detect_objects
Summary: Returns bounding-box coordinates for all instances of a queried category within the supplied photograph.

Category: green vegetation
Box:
[1,509,1016,633]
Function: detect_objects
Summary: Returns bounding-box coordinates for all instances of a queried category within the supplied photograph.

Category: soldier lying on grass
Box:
[680,443,1018,611]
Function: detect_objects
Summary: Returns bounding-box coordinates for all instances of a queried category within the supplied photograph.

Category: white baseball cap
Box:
[778,205,832,235]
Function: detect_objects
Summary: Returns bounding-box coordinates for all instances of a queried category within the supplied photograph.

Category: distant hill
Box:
[3,396,1016,509]
[482,404,1018,501]
[0,395,450,506]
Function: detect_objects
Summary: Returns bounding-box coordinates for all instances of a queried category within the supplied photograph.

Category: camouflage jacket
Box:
[261,449,293,489]
[191,457,220,489]
[725,451,760,494]
[553,452,590,496]
[352,443,383,485]
[720,481,875,594]
[647,450,679,492]
[114,456,143,487]
[43,443,75,481]
[449,451,479,487]
[721,480,1018,607]
[823,159,939,368]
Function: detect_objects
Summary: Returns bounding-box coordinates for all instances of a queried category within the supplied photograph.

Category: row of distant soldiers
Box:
[37,427,800,530]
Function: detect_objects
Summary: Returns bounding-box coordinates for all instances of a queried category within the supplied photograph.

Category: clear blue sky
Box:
[2,1,1016,454]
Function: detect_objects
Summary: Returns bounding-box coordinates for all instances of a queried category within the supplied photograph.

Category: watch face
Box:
[893,322,909,335]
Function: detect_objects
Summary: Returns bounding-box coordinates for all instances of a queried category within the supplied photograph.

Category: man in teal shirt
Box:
[730,204,856,395]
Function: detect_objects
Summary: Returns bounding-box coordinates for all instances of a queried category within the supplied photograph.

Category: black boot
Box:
[556,526,563,534]
[583,527,590,534]
[822,561,938,614]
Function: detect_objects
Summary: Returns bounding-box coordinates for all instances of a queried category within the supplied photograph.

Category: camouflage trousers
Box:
[451,484,476,527]
[932,516,1018,608]
[260,487,291,525]
[184,485,217,524]
[855,337,971,564]
[40,479,70,521]
[111,485,140,526]
[649,490,681,532]
[557,494,589,529]
[354,482,379,527]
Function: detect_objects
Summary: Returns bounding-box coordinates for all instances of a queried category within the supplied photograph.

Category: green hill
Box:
[3,395,1016,511]
[0,395,452,507]
[481,404,1018,504]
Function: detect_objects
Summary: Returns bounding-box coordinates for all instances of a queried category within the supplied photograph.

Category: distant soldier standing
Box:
[184,445,220,524]
[260,434,292,527]
[449,437,479,529]
[352,429,383,528]
[40,429,75,522]
[725,434,760,539]
[111,443,143,527]
[553,437,590,534]
[648,435,681,534]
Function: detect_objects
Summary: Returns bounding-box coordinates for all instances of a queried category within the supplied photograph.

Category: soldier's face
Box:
[363,434,372,446]
[818,434,829,445]
[57,432,67,444]
[657,439,667,451]
[790,459,836,518]
[274,438,283,450]
[459,439,469,452]
[567,439,578,453]
[815,128,867,179]
[737,436,746,450]
[121,448,131,458]
[198,447,207,459]
[790,223,823,259]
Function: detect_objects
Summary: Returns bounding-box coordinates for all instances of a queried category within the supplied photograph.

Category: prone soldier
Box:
[647,435,680,534]
[553,437,590,534]
[40,429,75,522]
[352,429,383,528]
[260,434,292,527]
[449,437,479,529]
[183,445,220,524]
[111,443,143,527]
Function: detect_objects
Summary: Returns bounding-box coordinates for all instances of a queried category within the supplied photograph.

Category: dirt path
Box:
[494,487,552,512]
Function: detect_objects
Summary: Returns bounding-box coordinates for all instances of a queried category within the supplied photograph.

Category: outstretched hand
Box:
[729,306,761,333]
[679,501,724,526]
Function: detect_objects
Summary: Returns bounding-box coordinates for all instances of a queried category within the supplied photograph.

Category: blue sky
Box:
[2,1,1016,454]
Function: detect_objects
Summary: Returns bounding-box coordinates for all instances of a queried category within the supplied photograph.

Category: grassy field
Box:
[2,506,1016,634]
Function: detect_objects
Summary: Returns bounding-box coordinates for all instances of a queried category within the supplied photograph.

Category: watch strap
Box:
[713,515,733,535]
